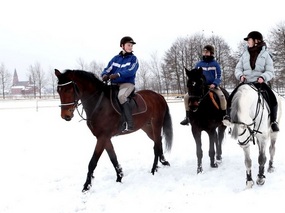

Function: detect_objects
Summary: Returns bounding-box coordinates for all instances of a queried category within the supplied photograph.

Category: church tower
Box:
[12,69,19,86]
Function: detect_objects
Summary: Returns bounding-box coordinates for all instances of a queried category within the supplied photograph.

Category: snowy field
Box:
[0,98,284,213]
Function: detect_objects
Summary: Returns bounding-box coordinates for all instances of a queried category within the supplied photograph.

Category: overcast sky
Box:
[0,0,284,80]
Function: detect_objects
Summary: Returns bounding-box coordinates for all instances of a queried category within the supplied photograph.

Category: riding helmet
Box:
[203,45,215,55]
[244,31,263,41]
[120,36,136,47]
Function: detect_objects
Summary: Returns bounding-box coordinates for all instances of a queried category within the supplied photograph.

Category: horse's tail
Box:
[163,104,173,152]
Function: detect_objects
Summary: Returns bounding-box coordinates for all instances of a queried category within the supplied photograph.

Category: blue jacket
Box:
[101,51,139,84]
[195,57,222,87]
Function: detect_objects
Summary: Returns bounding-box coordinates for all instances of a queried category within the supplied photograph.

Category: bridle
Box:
[57,80,105,121]
[232,84,265,145]
[57,81,80,108]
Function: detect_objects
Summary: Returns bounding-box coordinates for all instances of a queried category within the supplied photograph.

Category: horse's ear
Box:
[184,67,190,77]
[198,67,203,74]
[55,69,61,77]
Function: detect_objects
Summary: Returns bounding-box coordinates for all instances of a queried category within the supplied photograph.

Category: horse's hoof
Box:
[82,184,91,193]
[197,166,203,174]
[267,166,275,173]
[256,175,266,185]
[210,162,218,168]
[245,180,254,189]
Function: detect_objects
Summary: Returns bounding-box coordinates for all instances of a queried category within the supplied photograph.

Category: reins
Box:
[232,83,265,145]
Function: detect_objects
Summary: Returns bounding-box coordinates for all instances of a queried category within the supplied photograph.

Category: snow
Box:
[0,98,284,213]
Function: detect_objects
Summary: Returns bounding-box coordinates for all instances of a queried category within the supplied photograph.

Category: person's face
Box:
[247,38,255,47]
[202,49,211,56]
[122,42,134,53]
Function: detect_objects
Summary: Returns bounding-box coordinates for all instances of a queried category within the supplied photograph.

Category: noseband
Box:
[57,81,80,108]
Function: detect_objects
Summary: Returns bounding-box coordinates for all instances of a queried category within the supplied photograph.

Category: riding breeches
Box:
[183,93,190,111]
[118,83,135,104]
[212,87,227,110]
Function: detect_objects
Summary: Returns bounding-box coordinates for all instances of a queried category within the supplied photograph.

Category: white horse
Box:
[224,83,282,188]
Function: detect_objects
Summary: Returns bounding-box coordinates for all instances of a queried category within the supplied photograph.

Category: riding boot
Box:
[222,108,231,126]
[270,105,279,132]
[180,111,190,125]
[121,101,134,133]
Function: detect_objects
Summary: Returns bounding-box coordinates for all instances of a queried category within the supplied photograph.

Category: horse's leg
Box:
[241,144,254,188]
[268,133,277,173]
[82,139,105,192]
[216,125,226,162]
[208,129,218,168]
[256,139,267,185]
[192,128,203,174]
[105,139,124,182]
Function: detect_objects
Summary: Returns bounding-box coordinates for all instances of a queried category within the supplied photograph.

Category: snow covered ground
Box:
[0,98,284,213]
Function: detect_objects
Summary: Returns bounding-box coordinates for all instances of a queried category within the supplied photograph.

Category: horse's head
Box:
[55,69,81,121]
[185,67,206,111]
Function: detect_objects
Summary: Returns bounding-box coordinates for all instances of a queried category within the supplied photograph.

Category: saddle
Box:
[109,85,147,115]
[208,89,227,110]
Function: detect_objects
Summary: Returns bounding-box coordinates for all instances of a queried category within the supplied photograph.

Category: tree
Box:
[0,63,11,99]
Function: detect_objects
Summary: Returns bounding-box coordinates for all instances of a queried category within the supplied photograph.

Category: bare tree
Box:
[0,63,11,99]
[28,62,46,98]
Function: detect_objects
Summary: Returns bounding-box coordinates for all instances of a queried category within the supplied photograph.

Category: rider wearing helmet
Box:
[101,36,139,133]
[223,31,279,132]
[180,44,227,125]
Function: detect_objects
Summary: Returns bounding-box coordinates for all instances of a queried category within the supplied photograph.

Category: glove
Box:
[102,75,109,81]
[109,73,119,80]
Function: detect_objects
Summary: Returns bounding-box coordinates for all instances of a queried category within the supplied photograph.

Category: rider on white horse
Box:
[223,31,279,132]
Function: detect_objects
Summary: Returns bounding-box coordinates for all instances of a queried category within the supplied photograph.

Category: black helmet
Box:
[203,45,215,55]
[120,36,136,47]
[244,31,263,41]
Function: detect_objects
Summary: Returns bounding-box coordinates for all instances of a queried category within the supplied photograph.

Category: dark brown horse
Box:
[55,69,173,192]
[185,67,229,174]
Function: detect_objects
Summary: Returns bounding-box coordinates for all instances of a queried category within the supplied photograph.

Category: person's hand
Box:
[209,84,215,89]
[109,74,119,80]
[240,75,246,82]
[102,75,109,81]
[257,77,264,83]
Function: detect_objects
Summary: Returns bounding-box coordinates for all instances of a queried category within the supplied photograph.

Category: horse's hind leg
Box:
[268,133,277,173]
[105,140,123,182]
[208,129,218,168]
[143,125,169,174]
[242,144,254,188]
[216,125,226,162]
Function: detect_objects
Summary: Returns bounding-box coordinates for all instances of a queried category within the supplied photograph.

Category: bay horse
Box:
[224,83,282,188]
[185,67,229,173]
[54,69,173,192]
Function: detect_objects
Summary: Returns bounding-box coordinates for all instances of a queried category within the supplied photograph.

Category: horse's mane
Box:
[63,69,106,90]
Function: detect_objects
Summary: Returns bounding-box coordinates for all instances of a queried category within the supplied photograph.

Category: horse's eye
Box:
[192,82,196,86]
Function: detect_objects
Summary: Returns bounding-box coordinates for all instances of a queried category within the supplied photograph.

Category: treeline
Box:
[1,21,285,99]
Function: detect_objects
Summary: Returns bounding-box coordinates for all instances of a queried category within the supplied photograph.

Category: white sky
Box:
[0,0,284,80]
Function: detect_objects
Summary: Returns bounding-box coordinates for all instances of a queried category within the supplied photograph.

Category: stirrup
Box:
[222,115,231,126]
[121,122,134,133]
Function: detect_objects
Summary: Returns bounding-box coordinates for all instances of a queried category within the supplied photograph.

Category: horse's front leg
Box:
[105,139,123,182]
[82,140,105,192]
[256,140,267,185]
[192,128,203,174]
[208,129,218,168]
[241,144,254,188]
[268,134,277,173]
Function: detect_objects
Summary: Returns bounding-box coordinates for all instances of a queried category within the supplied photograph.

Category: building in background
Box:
[10,69,37,96]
